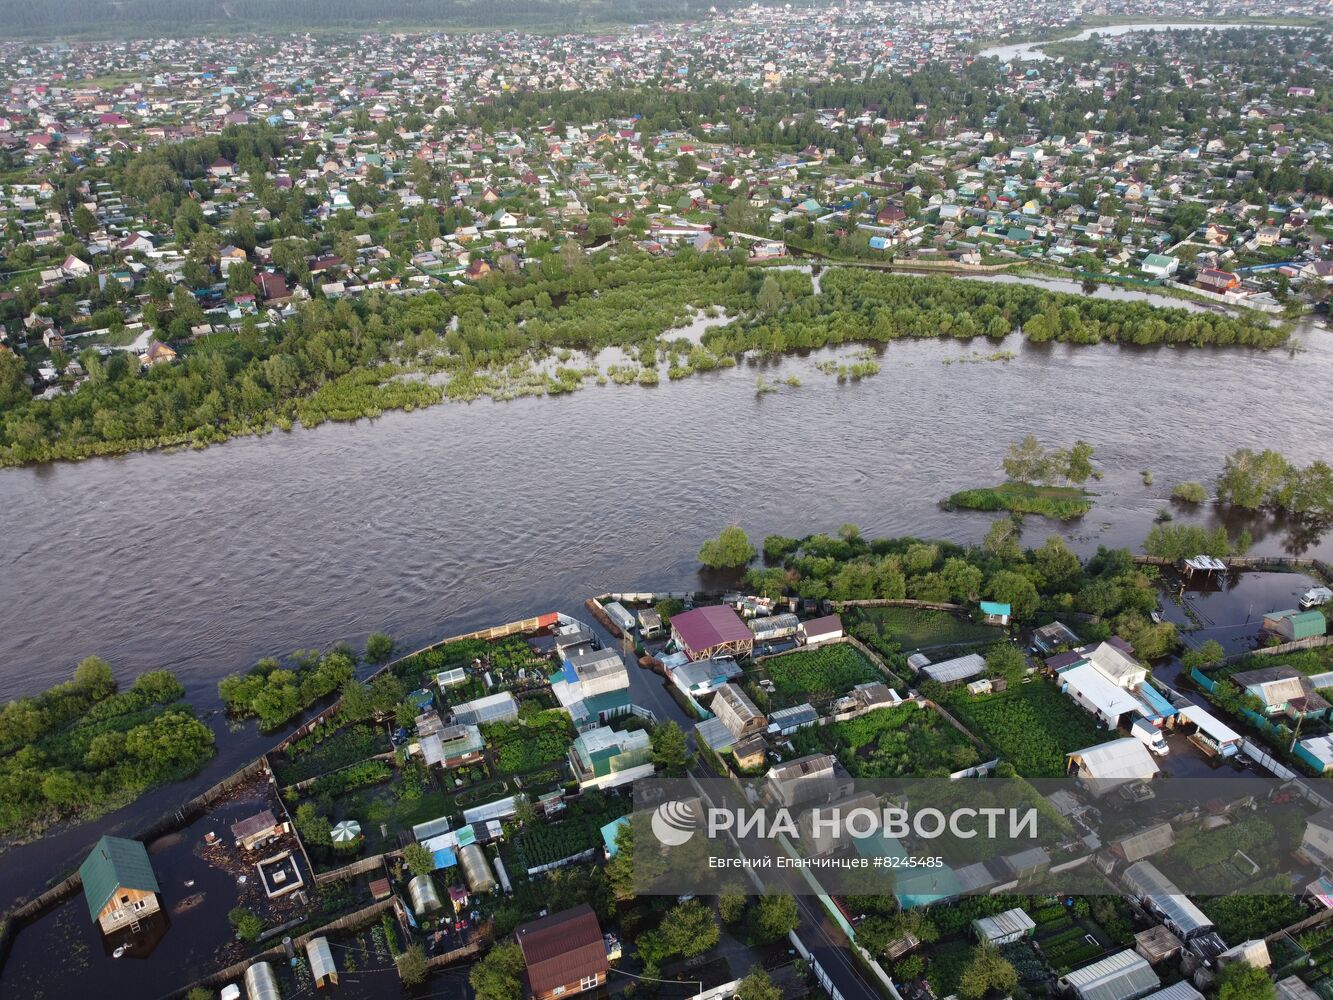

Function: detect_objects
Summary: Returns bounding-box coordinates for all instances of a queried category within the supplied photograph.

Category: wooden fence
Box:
[167,896,400,999]
[834,598,967,612]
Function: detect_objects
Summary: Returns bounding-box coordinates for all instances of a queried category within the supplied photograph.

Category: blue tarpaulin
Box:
[432,848,457,870]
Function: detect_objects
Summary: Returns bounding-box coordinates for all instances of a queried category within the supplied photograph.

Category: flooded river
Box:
[2,321,1330,711]
[977,21,1300,61]
[1,312,1332,985]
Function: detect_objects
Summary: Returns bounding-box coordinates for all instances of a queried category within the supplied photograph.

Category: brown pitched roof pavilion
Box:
[516,903,607,996]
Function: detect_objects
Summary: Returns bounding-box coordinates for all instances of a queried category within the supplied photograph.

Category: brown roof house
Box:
[516,903,609,1000]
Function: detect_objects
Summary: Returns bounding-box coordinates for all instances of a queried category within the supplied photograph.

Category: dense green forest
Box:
[0,251,1287,468]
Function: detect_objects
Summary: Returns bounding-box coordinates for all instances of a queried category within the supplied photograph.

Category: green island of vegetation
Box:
[0,658,214,844]
[947,436,1098,519]
[947,481,1094,520]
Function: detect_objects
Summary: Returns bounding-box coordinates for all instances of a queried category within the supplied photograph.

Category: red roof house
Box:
[515,904,608,1000]
[671,605,754,661]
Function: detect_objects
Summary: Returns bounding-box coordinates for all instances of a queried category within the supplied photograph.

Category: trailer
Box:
[603,602,637,634]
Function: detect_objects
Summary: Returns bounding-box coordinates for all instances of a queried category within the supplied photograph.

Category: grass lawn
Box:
[943,681,1104,777]
[854,606,1002,649]
[947,481,1094,520]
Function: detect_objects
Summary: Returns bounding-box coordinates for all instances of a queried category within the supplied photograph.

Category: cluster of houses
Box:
[5,0,1332,397]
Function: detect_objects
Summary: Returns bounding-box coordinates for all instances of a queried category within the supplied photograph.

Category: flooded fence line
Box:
[1133,554,1333,582]
[0,755,275,974]
[166,895,401,1000]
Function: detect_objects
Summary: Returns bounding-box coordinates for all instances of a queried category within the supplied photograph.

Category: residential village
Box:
[7,539,1333,1000]
[1,0,1331,404]
[2,2,1333,999]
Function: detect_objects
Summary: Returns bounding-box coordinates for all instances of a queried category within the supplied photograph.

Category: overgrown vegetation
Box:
[0,658,214,840]
[218,647,356,730]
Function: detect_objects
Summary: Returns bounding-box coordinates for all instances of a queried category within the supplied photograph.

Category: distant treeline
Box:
[0,0,732,37]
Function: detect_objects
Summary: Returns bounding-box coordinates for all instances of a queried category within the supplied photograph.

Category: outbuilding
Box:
[1058,949,1160,1000]
[800,615,843,645]
[671,605,754,660]
[1067,738,1159,795]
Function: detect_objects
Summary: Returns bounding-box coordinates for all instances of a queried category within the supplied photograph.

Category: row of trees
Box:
[741,523,1180,661]
[1001,436,1097,486]
[1215,448,1333,520]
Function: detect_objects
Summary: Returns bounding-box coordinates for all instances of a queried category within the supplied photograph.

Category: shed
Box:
[305,937,338,988]
[979,601,1011,625]
[800,614,844,645]
[231,810,281,851]
[972,906,1035,945]
[638,608,664,636]
[1067,738,1159,794]
[1134,924,1183,964]
[1059,949,1159,1000]
[244,961,281,1000]
[1263,609,1327,642]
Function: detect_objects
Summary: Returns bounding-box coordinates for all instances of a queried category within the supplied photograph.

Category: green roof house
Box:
[79,835,161,936]
[1263,609,1327,642]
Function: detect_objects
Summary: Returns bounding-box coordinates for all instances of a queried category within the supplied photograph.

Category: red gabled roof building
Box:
[515,904,608,1000]
[670,605,754,661]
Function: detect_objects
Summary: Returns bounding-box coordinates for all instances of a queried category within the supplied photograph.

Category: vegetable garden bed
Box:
[274,723,388,786]
[790,703,981,777]
[763,644,879,702]
[942,682,1103,777]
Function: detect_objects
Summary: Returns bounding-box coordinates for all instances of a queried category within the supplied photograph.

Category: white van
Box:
[1300,587,1333,610]
[1131,718,1169,756]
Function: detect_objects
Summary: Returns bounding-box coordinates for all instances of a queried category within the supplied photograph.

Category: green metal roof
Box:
[1284,609,1327,639]
[79,835,159,922]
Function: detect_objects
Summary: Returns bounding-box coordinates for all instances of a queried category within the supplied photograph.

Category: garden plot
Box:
[851,605,1002,651]
[273,722,390,787]
[942,681,1103,778]
[760,643,879,703]
[790,703,981,777]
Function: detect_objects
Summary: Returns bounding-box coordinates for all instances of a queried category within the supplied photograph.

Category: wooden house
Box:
[79,835,161,938]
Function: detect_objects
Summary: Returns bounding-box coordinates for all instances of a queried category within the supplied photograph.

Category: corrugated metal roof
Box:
[1068,738,1159,783]
[516,904,607,995]
[1063,950,1160,1000]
